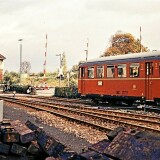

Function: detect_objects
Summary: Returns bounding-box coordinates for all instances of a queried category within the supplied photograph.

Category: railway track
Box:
[20,95,160,113]
[1,95,160,135]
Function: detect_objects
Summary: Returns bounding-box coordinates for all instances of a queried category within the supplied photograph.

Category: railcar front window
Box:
[88,66,94,78]
[107,65,115,78]
[97,66,104,78]
[78,68,80,78]
[118,64,126,77]
[81,67,85,78]
[159,63,160,76]
[130,63,139,77]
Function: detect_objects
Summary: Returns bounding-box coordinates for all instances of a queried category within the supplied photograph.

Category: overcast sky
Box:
[0,0,160,73]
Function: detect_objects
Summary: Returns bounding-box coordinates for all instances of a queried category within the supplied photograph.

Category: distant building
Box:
[0,54,6,81]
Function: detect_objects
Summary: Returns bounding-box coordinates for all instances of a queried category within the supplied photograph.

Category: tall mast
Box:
[84,38,89,61]
[140,26,142,52]
[44,34,47,78]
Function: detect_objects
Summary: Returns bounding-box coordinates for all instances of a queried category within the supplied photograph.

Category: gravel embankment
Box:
[3,104,95,153]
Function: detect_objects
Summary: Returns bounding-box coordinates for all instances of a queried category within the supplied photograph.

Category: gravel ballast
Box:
[3,104,93,153]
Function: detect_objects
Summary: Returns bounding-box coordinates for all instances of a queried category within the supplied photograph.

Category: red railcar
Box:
[78,51,160,105]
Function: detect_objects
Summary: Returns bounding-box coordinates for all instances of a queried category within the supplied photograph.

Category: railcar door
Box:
[80,67,86,95]
[145,62,153,100]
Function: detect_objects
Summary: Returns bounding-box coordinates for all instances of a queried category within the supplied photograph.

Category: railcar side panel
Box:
[80,78,145,97]
[78,51,160,103]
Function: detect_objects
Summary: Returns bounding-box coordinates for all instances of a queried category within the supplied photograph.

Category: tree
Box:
[37,72,44,77]
[102,32,149,57]
[66,65,78,87]
[3,71,19,84]
[61,52,67,76]
[70,64,78,79]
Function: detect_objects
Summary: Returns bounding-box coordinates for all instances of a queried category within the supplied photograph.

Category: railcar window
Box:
[88,66,94,78]
[130,63,139,77]
[78,68,80,78]
[118,64,126,77]
[159,63,160,75]
[107,65,115,78]
[97,66,104,78]
[81,67,85,78]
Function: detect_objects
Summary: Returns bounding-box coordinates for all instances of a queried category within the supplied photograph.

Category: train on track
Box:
[78,51,160,105]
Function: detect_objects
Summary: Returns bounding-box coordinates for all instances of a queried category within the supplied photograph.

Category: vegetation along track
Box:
[1,95,160,135]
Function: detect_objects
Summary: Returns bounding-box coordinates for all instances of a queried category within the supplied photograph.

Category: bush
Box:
[54,87,80,98]
[9,85,36,95]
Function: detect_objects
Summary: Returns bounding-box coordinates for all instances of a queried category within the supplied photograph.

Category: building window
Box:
[107,65,115,78]
[97,66,104,78]
[88,66,94,78]
[130,63,139,77]
[118,64,126,77]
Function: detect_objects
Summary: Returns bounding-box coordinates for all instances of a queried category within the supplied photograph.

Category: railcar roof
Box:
[80,51,160,66]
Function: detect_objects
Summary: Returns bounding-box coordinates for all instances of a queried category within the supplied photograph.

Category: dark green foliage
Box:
[54,87,80,98]
[3,70,19,84]
[9,85,36,95]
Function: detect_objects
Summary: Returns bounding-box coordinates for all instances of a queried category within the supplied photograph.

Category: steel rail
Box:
[1,96,160,134]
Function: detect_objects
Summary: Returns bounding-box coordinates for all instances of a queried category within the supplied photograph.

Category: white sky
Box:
[0,0,160,73]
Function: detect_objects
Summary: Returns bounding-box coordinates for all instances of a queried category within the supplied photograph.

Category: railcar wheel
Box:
[107,100,117,106]
[155,100,160,106]
[91,99,99,104]
[126,100,134,106]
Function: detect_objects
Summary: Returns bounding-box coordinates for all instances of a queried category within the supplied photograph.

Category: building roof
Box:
[0,54,6,60]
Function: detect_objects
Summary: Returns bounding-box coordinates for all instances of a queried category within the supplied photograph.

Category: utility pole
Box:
[56,54,62,87]
[18,39,23,83]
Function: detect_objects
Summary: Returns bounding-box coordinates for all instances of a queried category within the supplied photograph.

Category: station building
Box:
[0,54,6,81]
